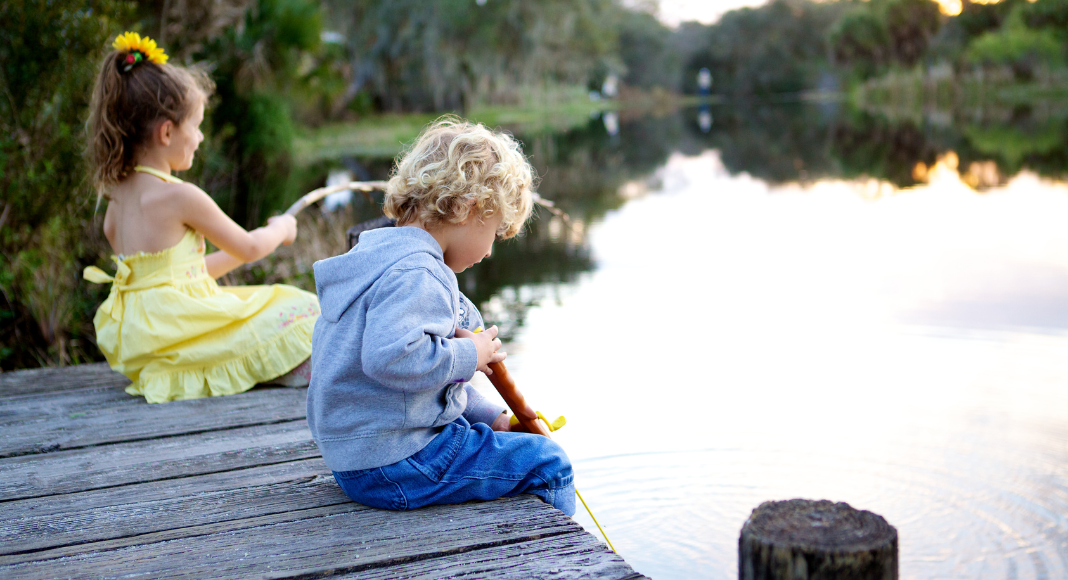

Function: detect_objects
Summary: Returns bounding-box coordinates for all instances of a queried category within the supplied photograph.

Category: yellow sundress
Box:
[83,173,318,403]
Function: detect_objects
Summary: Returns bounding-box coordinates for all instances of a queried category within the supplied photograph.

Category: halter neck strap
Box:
[134,165,184,183]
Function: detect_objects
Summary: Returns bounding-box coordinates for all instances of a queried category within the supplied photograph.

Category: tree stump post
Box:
[739,499,897,580]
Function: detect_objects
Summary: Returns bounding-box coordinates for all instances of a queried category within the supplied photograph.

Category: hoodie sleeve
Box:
[362,266,478,392]
[462,383,507,426]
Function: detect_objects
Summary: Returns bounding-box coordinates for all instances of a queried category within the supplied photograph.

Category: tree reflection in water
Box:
[178,100,1068,348]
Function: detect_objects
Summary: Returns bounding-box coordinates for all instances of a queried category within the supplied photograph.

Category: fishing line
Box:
[294,193,611,551]
[477,327,616,553]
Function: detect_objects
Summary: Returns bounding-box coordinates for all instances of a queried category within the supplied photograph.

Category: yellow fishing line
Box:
[577,488,616,553]
[473,326,615,552]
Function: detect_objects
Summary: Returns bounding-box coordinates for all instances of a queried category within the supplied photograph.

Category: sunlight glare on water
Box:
[471,151,1068,579]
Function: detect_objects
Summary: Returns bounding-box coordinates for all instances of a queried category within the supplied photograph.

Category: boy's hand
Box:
[490,411,512,432]
[455,325,506,375]
[490,412,533,433]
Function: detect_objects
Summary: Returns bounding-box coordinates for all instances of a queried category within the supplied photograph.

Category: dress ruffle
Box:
[128,316,315,403]
[86,229,320,404]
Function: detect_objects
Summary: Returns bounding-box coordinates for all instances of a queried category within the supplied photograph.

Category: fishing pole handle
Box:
[486,361,554,438]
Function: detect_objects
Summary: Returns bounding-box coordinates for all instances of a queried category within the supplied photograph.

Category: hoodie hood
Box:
[313,226,444,323]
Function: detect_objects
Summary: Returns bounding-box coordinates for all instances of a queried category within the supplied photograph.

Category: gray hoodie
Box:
[308,226,506,472]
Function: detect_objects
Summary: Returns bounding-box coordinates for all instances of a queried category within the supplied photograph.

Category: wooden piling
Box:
[739,499,898,580]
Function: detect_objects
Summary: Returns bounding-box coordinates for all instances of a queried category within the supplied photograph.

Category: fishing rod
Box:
[289,184,606,546]
[284,181,390,216]
[475,333,616,553]
[285,182,577,232]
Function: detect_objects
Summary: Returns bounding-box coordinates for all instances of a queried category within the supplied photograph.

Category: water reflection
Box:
[468,152,1068,579]
[270,103,1068,578]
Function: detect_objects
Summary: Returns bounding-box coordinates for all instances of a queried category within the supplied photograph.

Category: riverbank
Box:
[292,85,699,164]
[294,85,609,163]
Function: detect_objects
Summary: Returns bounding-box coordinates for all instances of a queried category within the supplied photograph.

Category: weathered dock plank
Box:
[0,363,648,580]
[0,386,307,458]
[0,420,317,501]
[0,496,602,580]
[0,363,129,397]
[339,534,642,579]
[0,460,340,555]
[0,503,362,567]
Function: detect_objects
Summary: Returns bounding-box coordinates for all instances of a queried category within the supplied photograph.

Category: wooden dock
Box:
[0,363,646,579]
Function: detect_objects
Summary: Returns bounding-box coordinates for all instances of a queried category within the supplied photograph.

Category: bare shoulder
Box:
[141,181,216,218]
[147,181,209,207]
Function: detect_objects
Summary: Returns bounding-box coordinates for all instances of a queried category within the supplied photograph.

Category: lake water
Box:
[318,104,1068,579]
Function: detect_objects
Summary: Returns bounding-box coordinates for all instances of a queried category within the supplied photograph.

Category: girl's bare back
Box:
[103,173,191,256]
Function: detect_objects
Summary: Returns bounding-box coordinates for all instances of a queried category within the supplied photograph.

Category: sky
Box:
[654,0,970,24]
[655,0,770,26]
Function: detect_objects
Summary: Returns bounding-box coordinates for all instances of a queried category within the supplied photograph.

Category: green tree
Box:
[685,0,849,96]
[966,6,1064,79]
[615,8,681,90]
[829,0,941,78]
[0,0,133,368]
[190,0,326,228]
[1020,0,1068,36]
[883,0,942,66]
[321,0,618,113]
[830,8,892,77]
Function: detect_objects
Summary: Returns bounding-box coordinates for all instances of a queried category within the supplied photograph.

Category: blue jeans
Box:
[332,416,575,516]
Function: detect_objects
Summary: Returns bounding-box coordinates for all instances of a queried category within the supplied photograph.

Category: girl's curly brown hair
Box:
[87,50,214,197]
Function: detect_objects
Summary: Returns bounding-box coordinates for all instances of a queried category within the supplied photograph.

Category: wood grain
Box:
[0,420,317,501]
[0,363,129,398]
[338,534,648,579]
[2,497,589,579]
[0,386,307,458]
[0,363,644,579]
[0,461,342,556]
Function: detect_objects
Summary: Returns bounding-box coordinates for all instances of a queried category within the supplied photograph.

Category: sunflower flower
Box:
[111,31,168,65]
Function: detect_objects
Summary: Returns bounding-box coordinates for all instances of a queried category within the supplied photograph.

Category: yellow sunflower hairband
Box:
[112,31,168,72]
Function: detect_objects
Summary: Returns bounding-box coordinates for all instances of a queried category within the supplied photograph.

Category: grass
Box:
[292,84,701,164]
[293,85,612,164]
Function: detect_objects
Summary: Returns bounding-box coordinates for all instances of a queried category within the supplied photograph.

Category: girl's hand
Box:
[455,325,506,375]
[267,214,298,246]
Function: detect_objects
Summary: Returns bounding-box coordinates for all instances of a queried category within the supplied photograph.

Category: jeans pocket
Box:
[406,420,465,482]
[332,468,407,510]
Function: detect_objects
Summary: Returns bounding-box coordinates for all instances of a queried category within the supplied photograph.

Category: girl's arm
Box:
[171,184,297,278]
[202,249,244,279]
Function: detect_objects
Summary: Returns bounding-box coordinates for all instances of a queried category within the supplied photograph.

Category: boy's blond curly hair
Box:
[384,116,535,240]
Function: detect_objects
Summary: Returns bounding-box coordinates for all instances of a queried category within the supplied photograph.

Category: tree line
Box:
[2,0,1066,369]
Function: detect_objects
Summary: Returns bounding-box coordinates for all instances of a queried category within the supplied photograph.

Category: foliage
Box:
[1020,0,1068,34]
[321,0,619,113]
[955,0,1026,40]
[6,0,1068,370]
[882,0,942,66]
[830,0,941,79]
[190,0,327,228]
[615,8,682,90]
[0,0,132,369]
[681,0,851,96]
[966,22,1063,74]
[966,7,1065,79]
[962,115,1067,171]
[831,8,893,78]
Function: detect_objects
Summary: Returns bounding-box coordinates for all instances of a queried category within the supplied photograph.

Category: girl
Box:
[83,32,318,403]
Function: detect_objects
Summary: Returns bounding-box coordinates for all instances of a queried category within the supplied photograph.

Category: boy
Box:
[308,117,575,515]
